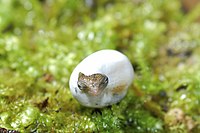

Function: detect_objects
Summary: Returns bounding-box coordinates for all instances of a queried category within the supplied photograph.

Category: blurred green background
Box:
[0,0,200,132]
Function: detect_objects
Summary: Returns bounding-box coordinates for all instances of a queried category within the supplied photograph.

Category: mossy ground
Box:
[0,0,200,132]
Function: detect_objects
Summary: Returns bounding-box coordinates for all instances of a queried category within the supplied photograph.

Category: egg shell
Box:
[69,49,134,108]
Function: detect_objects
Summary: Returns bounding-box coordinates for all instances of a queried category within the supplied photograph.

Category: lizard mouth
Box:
[87,87,104,96]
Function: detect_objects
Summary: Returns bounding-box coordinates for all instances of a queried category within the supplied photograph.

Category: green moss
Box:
[0,0,200,132]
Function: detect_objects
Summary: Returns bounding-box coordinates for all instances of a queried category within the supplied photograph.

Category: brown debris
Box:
[165,108,197,131]
[111,85,126,95]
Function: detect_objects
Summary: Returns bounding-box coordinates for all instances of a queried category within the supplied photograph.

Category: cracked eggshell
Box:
[69,49,134,108]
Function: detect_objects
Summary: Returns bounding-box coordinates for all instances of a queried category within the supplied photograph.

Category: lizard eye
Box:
[77,82,87,91]
[77,83,81,88]
[98,76,109,89]
[104,77,108,84]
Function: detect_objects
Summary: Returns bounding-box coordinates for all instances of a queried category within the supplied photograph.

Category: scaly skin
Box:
[77,72,109,96]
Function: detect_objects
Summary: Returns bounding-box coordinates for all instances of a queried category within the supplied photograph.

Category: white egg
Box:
[69,49,134,108]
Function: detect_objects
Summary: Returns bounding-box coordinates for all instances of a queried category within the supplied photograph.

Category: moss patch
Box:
[0,0,200,132]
